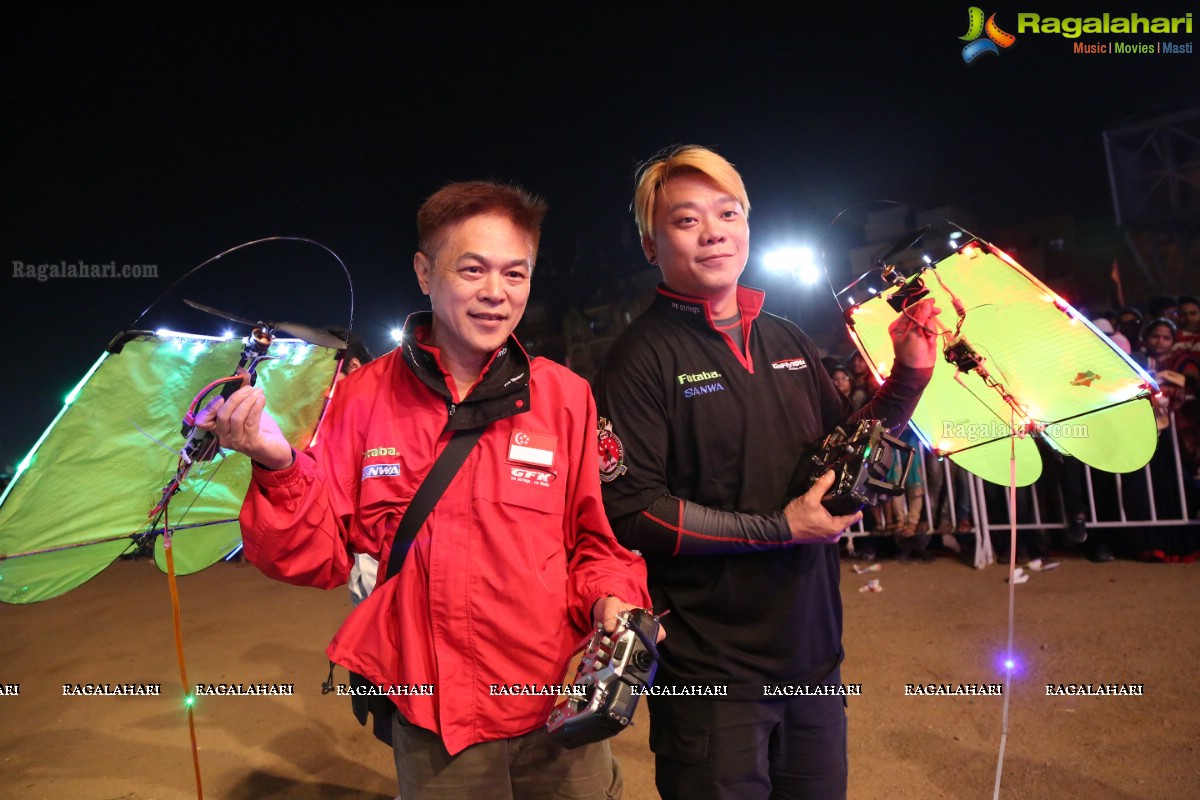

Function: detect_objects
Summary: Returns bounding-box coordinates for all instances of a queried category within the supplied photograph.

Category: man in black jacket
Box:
[595,145,939,800]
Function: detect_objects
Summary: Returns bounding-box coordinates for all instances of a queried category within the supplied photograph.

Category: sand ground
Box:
[2,553,1196,800]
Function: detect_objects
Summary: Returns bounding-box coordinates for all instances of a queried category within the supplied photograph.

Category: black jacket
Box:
[595,284,930,697]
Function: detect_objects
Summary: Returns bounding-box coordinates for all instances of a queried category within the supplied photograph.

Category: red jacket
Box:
[240,317,650,754]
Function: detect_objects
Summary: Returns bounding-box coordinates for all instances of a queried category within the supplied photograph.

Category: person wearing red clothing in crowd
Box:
[1140,318,1194,419]
[198,180,652,800]
[1170,295,1200,359]
[1142,316,1200,471]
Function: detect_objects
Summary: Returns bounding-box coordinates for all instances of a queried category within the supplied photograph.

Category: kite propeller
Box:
[183,299,347,350]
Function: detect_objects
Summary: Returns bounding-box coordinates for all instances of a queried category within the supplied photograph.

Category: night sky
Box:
[3,4,1196,472]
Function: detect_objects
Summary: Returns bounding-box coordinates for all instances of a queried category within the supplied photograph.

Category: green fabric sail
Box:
[844,239,1158,487]
[0,332,337,603]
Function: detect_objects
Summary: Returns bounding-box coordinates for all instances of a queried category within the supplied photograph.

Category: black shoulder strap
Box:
[381,425,486,582]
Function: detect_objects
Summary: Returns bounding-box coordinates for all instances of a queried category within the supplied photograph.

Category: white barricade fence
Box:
[843,413,1198,567]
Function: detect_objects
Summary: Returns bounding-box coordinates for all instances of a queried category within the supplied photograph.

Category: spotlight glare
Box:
[763,247,819,284]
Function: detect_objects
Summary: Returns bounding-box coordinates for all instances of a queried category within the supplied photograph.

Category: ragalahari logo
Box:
[959,7,1017,62]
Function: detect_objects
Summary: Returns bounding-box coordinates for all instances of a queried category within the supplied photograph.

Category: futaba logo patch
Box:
[959,7,1017,62]
[677,369,725,399]
[362,445,401,480]
[677,370,723,385]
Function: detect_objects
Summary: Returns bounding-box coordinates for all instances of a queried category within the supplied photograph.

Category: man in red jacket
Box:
[200,180,651,799]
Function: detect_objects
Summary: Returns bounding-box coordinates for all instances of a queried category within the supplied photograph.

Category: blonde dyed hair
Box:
[633,145,751,240]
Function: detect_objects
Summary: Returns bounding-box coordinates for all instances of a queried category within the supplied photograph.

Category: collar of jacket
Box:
[653,283,766,330]
[398,311,532,431]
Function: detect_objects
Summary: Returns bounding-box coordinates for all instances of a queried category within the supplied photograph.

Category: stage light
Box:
[763,247,819,284]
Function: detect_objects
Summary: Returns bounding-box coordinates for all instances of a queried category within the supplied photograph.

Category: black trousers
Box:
[647,674,847,800]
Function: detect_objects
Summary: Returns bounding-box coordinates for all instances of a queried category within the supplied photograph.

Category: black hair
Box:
[1177,295,1200,309]
[1142,317,1177,341]
[1148,295,1177,316]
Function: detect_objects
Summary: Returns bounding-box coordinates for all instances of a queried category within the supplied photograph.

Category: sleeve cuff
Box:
[251,449,301,487]
[885,362,934,390]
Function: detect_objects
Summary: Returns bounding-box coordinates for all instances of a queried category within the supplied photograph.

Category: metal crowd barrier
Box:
[844,413,1198,567]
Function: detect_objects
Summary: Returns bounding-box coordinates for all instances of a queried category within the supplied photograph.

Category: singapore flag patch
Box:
[508,429,557,468]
